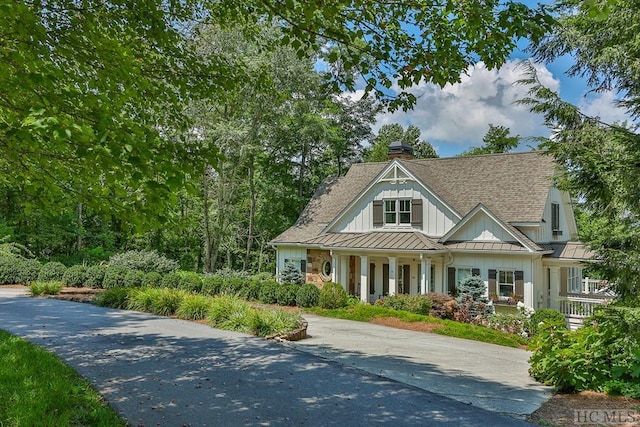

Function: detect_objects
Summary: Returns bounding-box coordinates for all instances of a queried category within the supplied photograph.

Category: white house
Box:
[270,149,594,311]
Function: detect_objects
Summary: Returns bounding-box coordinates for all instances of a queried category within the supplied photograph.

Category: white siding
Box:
[541,187,573,242]
[276,246,307,282]
[447,210,513,242]
[449,253,538,308]
[517,225,540,242]
[331,181,458,236]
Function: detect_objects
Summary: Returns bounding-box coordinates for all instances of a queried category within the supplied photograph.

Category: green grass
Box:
[0,329,126,427]
[307,305,528,348]
[29,280,64,296]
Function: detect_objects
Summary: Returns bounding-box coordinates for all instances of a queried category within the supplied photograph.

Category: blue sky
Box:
[357,3,632,158]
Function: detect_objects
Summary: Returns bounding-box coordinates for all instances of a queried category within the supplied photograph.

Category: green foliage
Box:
[426,292,458,320]
[176,294,212,320]
[483,313,530,337]
[95,287,129,309]
[296,284,321,308]
[254,309,303,337]
[258,280,280,304]
[37,261,67,283]
[85,265,106,289]
[0,257,41,285]
[319,282,348,309]
[61,264,87,288]
[142,271,162,288]
[207,295,257,335]
[363,124,438,162]
[202,275,224,296]
[455,276,494,322]
[460,124,520,156]
[0,330,126,426]
[279,262,304,285]
[102,265,130,289]
[123,270,145,288]
[221,276,245,295]
[109,250,179,274]
[374,294,432,315]
[160,271,182,289]
[127,287,185,316]
[276,284,299,306]
[29,281,63,296]
[529,306,640,397]
[529,308,567,337]
[160,270,203,292]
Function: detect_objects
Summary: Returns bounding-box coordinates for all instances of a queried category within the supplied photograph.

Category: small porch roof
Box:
[541,242,594,261]
[304,231,446,252]
[444,241,531,252]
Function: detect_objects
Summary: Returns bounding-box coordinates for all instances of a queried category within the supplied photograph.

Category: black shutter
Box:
[301,260,307,273]
[472,268,480,277]
[411,199,423,227]
[373,200,383,227]
[447,267,456,294]
[515,270,524,298]
[488,269,497,296]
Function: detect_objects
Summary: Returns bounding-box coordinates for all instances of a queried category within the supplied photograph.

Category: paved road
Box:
[0,289,543,426]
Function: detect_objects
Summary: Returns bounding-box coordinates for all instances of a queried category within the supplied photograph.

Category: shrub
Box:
[208,295,257,334]
[108,249,178,274]
[276,284,299,306]
[221,276,245,295]
[426,293,458,319]
[455,276,494,323]
[102,265,130,289]
[176,294,211,320]
[202,275,224,296]
[254,309,303,337]
[37,262,67,282]
[374,294,432,315]
[296,284,320,308]
[127,287,159,312]
[62,265,87,288]
[150,288,185,316]
[29,281,63,296]
[123,270,145,288]
[483,313,529,336]
[529,308,566,337]
[142,271,162,288]
[85,265,107,289]
[176,271,203,293]
[237,281,261,301]
[258,280,280,304]
[11,259,41,284]
[279,261,304,285]
[95,287,129,309]
[319,282,348,309]
[529,306,640,397]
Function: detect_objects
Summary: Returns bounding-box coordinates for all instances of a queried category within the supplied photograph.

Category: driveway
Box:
[0,289,543,426]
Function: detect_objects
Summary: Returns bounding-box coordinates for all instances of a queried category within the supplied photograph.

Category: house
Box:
[270,149,595,312]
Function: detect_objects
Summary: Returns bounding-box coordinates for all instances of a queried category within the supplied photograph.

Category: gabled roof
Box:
[271,151,556,245]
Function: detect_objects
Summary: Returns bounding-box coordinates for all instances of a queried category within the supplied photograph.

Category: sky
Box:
[353,18,633,158]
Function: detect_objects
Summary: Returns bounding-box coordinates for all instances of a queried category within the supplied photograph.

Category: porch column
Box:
[388,256,397,296]
[340,255,348,291]
[360,255,369,303]
[420,256,431,295]
[549,266,560,310]
[331,253,338,283]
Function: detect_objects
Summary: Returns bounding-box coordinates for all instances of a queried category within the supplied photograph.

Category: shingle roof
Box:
[271,151,556,245]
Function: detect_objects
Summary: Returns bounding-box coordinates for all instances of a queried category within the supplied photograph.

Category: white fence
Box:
[559,279,616,330]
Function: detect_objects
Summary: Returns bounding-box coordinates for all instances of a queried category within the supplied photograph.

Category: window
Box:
[448,266,475,294]
[384,199,411,225]
[568,267,583,294]
[284,258,306,274]
[498,270,515,298]
[384,200,396,224]
[322,260,332,277]
[551,202,562,235]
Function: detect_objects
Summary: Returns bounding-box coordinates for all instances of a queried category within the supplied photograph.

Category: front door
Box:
[383,263,389,296]
[348,256,356,295]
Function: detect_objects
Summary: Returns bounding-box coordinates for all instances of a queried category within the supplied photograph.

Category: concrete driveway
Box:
[0,289,544,426]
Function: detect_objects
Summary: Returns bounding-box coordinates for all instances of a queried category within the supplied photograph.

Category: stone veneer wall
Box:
[305,249,332,287]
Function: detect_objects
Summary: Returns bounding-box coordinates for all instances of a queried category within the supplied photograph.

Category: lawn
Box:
[0,329,126,427]
[306,304,529,348]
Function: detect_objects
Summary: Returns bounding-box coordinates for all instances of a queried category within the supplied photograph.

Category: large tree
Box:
[364,124,438,162]
[521,0,640,304]
[460,124,520,156]
[1,1,551,226]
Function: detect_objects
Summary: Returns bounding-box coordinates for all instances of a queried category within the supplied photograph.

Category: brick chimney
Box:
[387,140,414,160]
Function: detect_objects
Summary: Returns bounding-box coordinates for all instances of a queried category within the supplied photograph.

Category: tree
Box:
[364,124,438,162]
[519,0,640,305]
[460,124,521,156]
[1,1,551,225]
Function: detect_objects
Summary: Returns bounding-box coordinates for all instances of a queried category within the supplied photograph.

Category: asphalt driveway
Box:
[0,289,544,426]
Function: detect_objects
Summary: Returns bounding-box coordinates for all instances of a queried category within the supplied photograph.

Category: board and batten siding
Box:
[276,246,307,279]
[540,187,574,242]
[449,253,537,307]
[447,210,515,242]
[330,181,457,236]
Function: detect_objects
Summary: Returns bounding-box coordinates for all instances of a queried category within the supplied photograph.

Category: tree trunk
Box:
[243,153,256,271]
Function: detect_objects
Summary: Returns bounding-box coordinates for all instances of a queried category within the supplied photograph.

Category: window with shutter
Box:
[488,269,497,296]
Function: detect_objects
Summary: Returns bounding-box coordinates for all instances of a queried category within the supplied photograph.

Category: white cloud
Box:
[371,60,562,156]
[577,91,632,125]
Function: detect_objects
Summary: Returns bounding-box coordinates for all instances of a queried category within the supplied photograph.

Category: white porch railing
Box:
[571,277,614,296]
[558,296,608,318]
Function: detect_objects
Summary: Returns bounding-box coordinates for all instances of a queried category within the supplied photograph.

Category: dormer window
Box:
[551,202,562,236]
[385,199,411,224]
